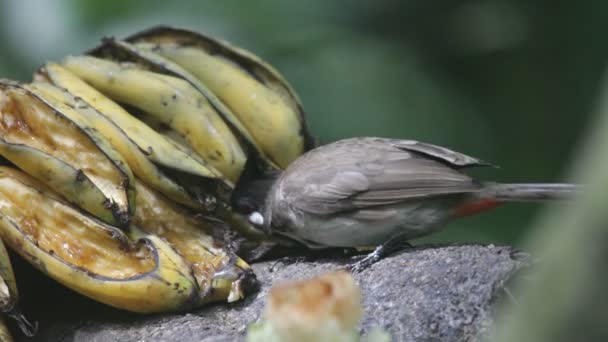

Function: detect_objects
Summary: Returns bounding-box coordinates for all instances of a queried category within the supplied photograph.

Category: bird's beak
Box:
[247,211,274,236]
[248,211,265,226]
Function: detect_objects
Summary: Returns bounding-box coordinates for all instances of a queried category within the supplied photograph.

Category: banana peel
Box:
[0,81,133,227]
[34,63,219,179]
[61,55,246,183]
[92,37,280,172]
[29,72,224,211]
[0,167,198,313]
[133,179,256,303]
[0,25,321,325]
[127,26,314,169]
[0,239,35,337]
[0,238,18,316]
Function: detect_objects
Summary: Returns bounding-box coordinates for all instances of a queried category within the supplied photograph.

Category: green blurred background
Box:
[0,0,603,247]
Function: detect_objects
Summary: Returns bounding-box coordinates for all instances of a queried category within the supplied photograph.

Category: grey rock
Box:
[17,244,526,342]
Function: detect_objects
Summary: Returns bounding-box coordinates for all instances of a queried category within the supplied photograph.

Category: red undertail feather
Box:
[452,198,501,218]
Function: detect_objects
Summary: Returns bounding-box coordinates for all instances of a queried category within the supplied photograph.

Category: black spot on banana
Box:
[0,167,201,313]
[0,239,36,337]
[126,26,315,169]
[0,81,133,227]
[60,55,247,183]
[32,66,228,211]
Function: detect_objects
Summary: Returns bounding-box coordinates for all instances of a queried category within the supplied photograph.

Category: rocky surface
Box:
[15,244,527,342]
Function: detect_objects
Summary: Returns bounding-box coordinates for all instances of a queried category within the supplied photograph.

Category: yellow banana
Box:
[93,38,279,171]
[0,166,198,313]
[0,81,133,226]
[128,26,313,169]
[28,76,223,211]
[61,55,246,182]
[0,26,320,320]
[133,179,256,303]
[0,239,35,337]
[34,63,219,180]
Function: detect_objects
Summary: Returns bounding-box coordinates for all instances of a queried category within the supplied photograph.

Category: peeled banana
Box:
[0,167,197,313]
[128,26,313,169]
[0,81,134,227]
[61,55,247,182]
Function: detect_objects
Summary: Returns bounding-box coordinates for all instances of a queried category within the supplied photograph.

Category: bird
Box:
[241,137,577,271]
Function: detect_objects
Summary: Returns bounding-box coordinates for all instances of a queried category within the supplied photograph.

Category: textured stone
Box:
[15,244,526,342]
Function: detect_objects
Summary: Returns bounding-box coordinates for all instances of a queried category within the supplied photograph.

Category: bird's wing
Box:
[388,139,494,168]
[282,138,487,216]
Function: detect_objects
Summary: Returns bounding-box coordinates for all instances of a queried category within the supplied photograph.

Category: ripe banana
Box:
[0,81,133,227]
[0,25,319,326]
[0,167,198,313]
[61,55,246,182]
[29,72,222,210]
[93,38,280,171]
[0,239,35,337]
[132,179,256,303]
[127,26,313,169]
[34,63,219,179]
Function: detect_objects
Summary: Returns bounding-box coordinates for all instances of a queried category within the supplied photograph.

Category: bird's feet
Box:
[348,240,413,273]
[349,252,382,273]
[268,255,308,272]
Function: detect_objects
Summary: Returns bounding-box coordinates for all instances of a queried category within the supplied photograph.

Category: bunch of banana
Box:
[0,25,311,338]
[117,26,313,170]
[0,167,195,310]
[56,27,313,244]
[33,64,228,212]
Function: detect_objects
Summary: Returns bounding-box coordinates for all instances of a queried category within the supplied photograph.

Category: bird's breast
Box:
[285,201,453,248]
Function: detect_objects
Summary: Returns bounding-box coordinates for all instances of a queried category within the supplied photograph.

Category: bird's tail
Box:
[452,183,579,218]
[478,183,580,201]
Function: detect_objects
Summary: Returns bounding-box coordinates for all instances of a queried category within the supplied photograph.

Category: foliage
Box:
[489,70,608,342]
[0,1,604,245]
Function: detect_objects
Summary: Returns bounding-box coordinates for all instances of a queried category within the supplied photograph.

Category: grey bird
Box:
[245,137,577,270]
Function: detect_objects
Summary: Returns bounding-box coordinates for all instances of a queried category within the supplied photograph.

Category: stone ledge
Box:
[17,244,527,342]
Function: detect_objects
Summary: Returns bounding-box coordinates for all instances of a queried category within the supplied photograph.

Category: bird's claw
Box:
[268,255,307,272]
[347,237,413,273]
[348,252,380,273]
